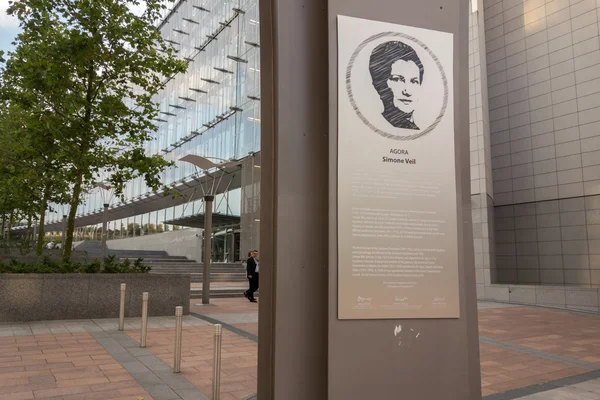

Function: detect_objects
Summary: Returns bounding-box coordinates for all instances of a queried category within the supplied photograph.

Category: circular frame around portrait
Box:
[346,31,449,141]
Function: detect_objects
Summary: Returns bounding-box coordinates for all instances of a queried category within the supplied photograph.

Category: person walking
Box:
[244,250,259,303]
[243,251,252,299]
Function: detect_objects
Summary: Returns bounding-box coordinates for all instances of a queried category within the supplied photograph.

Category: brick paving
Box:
[480,306,600,363]
[0,332,152,400]
[191,298,258,315]
[479,342,589,396]
[480,305,600,397]
[3,299,600,399]
[516,377,600,399]
[188,299,600,399]
[126,327,257,400]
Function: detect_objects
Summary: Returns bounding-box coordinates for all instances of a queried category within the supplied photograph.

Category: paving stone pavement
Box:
[485,371,600,399]
[0,316,209,337]
[126,324,257,400]
[516,378,600,399]
[0,316,212,399]
[192,313,258,325]
[0,331,155,399]
[3,299,600,399]
[92,330,209,400]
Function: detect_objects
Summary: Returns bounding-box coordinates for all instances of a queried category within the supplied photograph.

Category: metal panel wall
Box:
[327,0,482,399]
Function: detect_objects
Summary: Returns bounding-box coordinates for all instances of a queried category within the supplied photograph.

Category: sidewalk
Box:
[2,300,600,399]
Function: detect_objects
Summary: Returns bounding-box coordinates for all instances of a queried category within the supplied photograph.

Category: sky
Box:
[0,0,20,55]
[0,0,151,56]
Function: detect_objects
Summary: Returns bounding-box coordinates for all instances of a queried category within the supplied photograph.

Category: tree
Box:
[0,96,73,255]
[127,223,141,237]
[2,0,187,262]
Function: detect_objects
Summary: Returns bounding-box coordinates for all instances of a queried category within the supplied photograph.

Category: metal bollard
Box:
[212,324,222,400]
[119,283,126,331]
[173,306,183,373]
[140,292,149,348]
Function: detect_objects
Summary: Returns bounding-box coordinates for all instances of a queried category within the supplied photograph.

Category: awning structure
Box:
[33,155,254,232]
[163,212,241,230]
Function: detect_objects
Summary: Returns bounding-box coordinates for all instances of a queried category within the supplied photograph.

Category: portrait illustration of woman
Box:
[369,40,424,130]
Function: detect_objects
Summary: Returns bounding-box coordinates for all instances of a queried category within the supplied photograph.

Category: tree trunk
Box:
[36,201,47,256]
[6,212,12,242]
[23,215,32,251]
[62,172,83,263]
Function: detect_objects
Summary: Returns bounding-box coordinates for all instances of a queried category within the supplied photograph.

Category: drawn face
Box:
[387,60,421,114]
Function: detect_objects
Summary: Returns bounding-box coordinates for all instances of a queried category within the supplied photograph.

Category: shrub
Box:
[0,256,150,274]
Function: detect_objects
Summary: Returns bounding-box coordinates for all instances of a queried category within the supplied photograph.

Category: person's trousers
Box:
[247,273,259,299]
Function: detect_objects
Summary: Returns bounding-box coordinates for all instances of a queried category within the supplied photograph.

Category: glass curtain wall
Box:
[44,0,261,236]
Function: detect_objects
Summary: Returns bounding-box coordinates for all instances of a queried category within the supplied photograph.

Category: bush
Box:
[0,255,150,274]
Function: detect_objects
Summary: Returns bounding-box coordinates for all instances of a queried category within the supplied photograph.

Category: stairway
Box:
[190,287,254,299]
[148,262,247,283]
[74,241,248,297]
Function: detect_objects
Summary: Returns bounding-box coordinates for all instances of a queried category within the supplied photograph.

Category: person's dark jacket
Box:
[247,257,257,276]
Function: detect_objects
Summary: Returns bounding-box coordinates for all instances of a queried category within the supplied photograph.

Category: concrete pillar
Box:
[325,1,480,399]
[100,204,108,263]
[257,0,480,399]
[230,232,236,262]
[257,0,329,397]
[202,196,214,305]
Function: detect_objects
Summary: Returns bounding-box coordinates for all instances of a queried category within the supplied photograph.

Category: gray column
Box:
[230,232,235,262]
[257,0,329,398]
[258,0,480,399]
[101,204,109,263]
[467,0,496,297]
[202,195,214,305]
[326,1,481,400]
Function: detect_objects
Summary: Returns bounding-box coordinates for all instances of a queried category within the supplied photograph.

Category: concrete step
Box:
[149,270,245,276]
[156,274,244,278]
[191,278,247,283]
[78,249,171,257]
[142,261,242,266]
[148,267,243,272]
[110,250,169,255]
[135,259,196,263]
[147,267,245,272]
[150,271,245,275]
[148,273,246,283]
[142,264,206,268]
[75,246,248,281]
[190,288,259,299]
[148,267,244,272]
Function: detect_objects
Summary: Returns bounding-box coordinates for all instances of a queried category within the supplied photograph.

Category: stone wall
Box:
[107,229,201,261]
[483,284,600,313]
[0,274,190,322]
[483,0,600,283]
[469,0,497,300]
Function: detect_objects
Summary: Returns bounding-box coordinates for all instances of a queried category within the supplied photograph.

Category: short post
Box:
[212,324,222,400]
[119,283,126,331]
[173,306,183,373]
[140,292,149,348]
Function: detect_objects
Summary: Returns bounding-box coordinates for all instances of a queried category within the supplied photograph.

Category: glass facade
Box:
[44,0,261,237]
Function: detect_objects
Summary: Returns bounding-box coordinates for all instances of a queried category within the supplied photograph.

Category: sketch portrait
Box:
[369,41,424,130]
[345,29,449,141]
